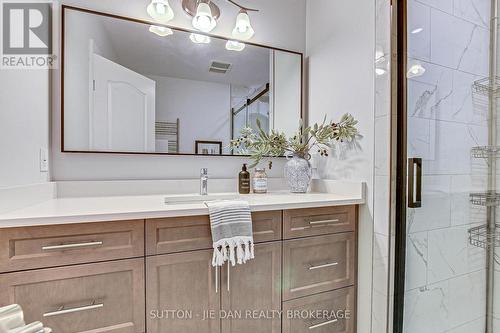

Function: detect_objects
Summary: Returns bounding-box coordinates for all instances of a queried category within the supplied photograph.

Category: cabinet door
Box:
[146,211,282,255]
[0,259,145,333]
[283,233,356,300]
[282,287,356,333]
[221,242,282,333]
[0,220,144,273]
[146,250,221,333]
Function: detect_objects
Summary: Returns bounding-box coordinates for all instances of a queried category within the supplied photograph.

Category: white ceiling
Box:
[73,9,273,87]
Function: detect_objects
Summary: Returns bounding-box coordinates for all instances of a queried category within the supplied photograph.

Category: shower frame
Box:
[392,0,499,332]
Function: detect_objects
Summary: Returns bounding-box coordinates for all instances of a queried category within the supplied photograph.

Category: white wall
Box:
[0,69,50,187]
[306,1,375,332]
[64,10,119,150]
[372,0,392,332]
[273,50,302,137]
[51,0,306,181]
[152,76,231,154]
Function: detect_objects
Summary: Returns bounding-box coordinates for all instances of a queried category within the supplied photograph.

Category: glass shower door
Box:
[401,0,492,332]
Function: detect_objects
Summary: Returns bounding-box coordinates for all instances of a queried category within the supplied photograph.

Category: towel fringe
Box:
[212,237,254,267]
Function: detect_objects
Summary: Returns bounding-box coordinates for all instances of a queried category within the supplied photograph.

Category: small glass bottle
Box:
[253,168,268,194]
[239,164,251,194]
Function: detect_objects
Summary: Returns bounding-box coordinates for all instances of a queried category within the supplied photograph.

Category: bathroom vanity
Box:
[0,191,361,333]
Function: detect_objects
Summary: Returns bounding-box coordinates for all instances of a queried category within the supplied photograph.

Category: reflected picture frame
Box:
[195,140,223,155]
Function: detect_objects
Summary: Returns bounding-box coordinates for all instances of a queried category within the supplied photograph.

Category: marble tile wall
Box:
[495,248,499,331]
[404,0,490,332]
[372,0,392,332]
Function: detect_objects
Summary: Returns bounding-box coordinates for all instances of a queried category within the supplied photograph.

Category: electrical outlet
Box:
[40,148,49,172]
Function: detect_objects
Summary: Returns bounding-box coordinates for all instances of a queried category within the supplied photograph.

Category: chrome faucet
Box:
[200,168,208,195]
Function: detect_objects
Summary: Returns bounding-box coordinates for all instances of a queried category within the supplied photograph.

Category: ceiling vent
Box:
[209,61,232,74]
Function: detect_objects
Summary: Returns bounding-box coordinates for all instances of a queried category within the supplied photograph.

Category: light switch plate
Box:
[40,148,49,172]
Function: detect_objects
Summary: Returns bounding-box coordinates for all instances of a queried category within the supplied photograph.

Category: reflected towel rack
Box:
[155,119,179,153]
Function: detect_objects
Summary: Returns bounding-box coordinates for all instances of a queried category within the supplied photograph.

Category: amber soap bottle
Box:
[238,164,251,194]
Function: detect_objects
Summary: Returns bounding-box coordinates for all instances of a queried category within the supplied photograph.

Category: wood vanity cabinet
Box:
[0,220,144,273]
[0,258,145,333]
[0,205,358,333]
[146,242,282,333]
[220,242,282,333]
[283,233,356,300]
[282,287,356,333]
[146,249,220,333]
[145,211,282,255]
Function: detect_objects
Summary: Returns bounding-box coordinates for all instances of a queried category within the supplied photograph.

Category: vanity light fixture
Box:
[149,25,174,36]
[150,0,259,40]
[192,1,217,32]
[232,10,254,40]
[225,40,245,51]
[190,33,211,43]
[147,0,175,23]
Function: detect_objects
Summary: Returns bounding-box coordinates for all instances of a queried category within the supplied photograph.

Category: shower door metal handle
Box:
[408,158,422,208]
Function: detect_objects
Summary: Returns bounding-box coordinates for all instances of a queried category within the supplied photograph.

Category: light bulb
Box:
[232,10,254,40]
[192,2,216,32]
[147,0,174,23]
[190,33,211,44]
[156,3,166,14]
[149,25,173,37]
[375,45,385,63]
[407,60,426,78]
[226,40,245,52]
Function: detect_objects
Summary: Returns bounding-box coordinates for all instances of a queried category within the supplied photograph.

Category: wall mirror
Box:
[62,6,303,156]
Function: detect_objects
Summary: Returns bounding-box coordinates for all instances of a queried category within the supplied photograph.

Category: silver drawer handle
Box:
[215,266,218,294]
[308,219,339,225]
[309,262,338,270]
[308,318,338,330]
[43,301,103,317]
[42,241,103,251]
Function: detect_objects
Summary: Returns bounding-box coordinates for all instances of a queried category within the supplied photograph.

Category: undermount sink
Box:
[164,193,242,205]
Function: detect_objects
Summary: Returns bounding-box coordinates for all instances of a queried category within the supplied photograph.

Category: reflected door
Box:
[91,53,156,152]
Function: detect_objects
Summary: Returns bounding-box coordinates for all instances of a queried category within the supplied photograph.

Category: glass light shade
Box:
[147,0,174,23]
[232,11,254,40]
[407,60,426,78]
[190,33,211,44]
[225,40,245,52]
[192,2,217,32]
[149,25,173,37]
[375,68,387,76]
[375,45,385,64]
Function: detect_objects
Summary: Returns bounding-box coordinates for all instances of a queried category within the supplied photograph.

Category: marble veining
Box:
[405,0,490,331]
[404,270,486,332]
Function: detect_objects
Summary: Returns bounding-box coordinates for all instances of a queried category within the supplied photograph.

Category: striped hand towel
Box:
[205,200,254,267]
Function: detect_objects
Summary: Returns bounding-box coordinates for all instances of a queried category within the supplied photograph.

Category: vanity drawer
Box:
[0,220,144,273]
[146,211,282,255]
[282,287,356,333]
[283,233,356,300]
[0,258,145,333]
[283,206,356,239]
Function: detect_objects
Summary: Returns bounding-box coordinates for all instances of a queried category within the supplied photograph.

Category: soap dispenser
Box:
[238,164,251,194]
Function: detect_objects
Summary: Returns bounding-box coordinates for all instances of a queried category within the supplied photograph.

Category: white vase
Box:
[283,154,312,193]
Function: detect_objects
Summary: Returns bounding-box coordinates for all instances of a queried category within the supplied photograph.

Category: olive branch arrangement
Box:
[230,113,360,168]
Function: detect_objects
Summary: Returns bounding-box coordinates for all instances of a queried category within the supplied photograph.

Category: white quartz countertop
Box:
[0,191,365,228]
